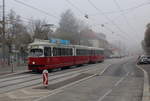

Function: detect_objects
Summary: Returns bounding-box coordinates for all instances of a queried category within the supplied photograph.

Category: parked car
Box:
[137,55,150,64]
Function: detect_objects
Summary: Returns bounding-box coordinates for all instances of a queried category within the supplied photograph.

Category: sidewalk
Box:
[141,65,150,86]
[139,64,150,101]
[0,63,28,75]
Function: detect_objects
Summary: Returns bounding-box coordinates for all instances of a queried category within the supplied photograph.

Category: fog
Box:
[4,0,150,54]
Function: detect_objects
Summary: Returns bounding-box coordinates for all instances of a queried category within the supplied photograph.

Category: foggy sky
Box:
[2,0,150,53]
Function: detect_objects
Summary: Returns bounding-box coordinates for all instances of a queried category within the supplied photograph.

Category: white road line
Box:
[136,65,150,101]
[7,92,44,99]
[115,77,124,86]
[98,71,130,101]
[115,72,129,86]
[99,64,111,75]
[21,89,50,95]
[98,89,112,101]
[34,64,112,101]
[34,74,96,101]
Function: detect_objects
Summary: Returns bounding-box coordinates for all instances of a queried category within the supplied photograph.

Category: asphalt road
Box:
[0,57,144,101]
[38,57,144,101]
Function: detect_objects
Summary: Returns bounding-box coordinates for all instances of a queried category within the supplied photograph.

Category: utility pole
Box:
[2,0,5,61]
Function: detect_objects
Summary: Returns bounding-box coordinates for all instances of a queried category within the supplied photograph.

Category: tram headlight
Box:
[32,61,35,64]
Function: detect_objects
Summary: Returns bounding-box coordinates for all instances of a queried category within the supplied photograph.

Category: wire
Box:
[13,0,59,20]
[65,0,84,15]
[113,0,140,38]
[5,13,32,23]
[6,19,30,24]
[20,17,33,22]
[123,1,150,12]
[89,1,150,16]
[87,0,130,40]
[65,0,118,36]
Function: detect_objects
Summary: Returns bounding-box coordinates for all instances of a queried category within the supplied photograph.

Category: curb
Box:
[136,65,150,101]
[0,70,30,78]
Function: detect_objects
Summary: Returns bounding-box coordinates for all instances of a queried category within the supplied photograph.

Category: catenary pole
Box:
[2,0,5,61]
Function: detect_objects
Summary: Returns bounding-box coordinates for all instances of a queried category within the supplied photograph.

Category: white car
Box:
[137,55,150,64]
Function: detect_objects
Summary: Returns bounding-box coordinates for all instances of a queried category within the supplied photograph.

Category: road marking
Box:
[98,71,130,101]
[115,72,129,86]
[98,89,112,101]
[136,65,150,101]
[34,64,112,101]
[99,64,111,75]
[34,74,96,101]
[7,92,44,99]
[115,77,124,86]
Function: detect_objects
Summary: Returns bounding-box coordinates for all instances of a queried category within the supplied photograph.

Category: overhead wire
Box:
[4,11,32,24]
[65,0,84,15]
[122,1,150,12]
[65,0,117,36]
[113,0,140,38]
[87,0,131,40]
[13,0,59,20]
[89,1,150,16]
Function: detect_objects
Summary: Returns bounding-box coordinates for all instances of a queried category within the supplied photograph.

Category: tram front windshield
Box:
[29,48,43,57]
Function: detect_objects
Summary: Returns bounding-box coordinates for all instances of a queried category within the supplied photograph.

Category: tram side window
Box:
[98,50,100,55]
[58,48,61,56]
[68,49,72,56]
[91,50,95,56]
[76,49,80,56]
[95,50,97,55]
[60,48,64,56]
[53,48,56,56]
[94,50,104,55]
[53,48,73,56]
[76,49,87,56]
[60,48,66,56]
[100,50,104,55]
[44,47,51,56]
[85,49,88,55]
[53,48,61,56]
[67,48,73,56]
[87,50,89,55]
[95,50,98,55]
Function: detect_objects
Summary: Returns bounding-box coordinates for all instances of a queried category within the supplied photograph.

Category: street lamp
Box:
[84,14,89,19]
[101,24,104,27]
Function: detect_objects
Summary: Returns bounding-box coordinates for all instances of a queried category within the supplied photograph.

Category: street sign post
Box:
[42,70,48,88]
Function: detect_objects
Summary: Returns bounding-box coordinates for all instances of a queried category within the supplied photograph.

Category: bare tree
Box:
[28,19,52,40]
[144,23,150,47]
[7,10,32,49]
[6,10,32,64]
[142,23,150,54]
[55,9,80,44]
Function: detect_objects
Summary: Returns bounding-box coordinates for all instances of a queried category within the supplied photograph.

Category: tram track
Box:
[0,68,89,89]
[0,62,103,83]
[0,63,97,80]
[0,74,38,83]
[0,62,109,94]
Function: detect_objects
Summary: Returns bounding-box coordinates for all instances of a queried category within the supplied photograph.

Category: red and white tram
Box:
[28,40,105,71]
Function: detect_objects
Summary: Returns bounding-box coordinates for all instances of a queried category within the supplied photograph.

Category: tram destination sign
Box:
[49,38,70,45]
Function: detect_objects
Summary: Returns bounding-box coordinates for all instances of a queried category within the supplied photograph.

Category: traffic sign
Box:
[43,70,48,87]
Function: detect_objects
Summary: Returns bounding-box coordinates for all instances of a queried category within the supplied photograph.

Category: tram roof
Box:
[28,40,104,50]
[28,41,74,48]
[88,47,104,50]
